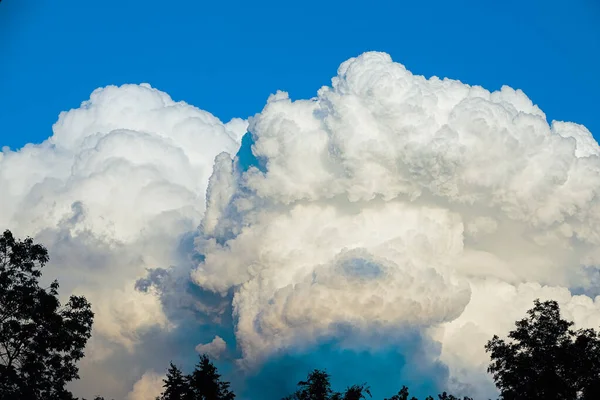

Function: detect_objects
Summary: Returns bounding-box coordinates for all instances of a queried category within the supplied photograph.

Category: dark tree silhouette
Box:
[436,393,473,400]
[486,299,600,400]
[187,354,235,400]
[0,230,94,400]
[383,386,472,400]
[80,397,115,400]
[333,383,371,400]
[384,386,418,400]
[283,368,471,400]
[161,362,191,400]
[283,369,372,400]
[283,369,336,400]
[571,327,600,399]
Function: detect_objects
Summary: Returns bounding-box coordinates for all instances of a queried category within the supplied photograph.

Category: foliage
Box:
[0,230,94,400]
[384,386,417,400]
[188,354,235,400]
[159,354,234,400]
[333,383,372,400]
[486,299,600,400]
[283,369,470,400]
[283,369,337,400]
[161,362,191,400]
[80,397,114,400]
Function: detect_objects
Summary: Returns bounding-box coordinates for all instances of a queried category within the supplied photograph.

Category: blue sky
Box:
[2,3,600,398]
[1,0,599,151]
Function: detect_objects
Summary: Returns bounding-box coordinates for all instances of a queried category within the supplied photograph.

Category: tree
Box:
[283,370,372,400]
[485,299,600,400]
[436,393,473,400]
[80,397,115,400]
[283,369,335,400]
[334,384,371,400]
[384,386,418,400]
[383,386,471,400]
[187,354,235,400]
[0,230,94,400]
[571,327,600,399]
[161,362,191,400]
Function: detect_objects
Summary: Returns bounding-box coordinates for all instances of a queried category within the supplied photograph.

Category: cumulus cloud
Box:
[0,83,246,398]
[3,52,600,399]
[126,371,165,400]
[190,52,600,398]
[196,335,227,359]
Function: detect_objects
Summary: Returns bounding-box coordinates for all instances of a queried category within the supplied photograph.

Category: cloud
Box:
[0,83,246,398]
[126,371,165,400]
[3,52,600,400]
[196,335,227,359]
[194,202,471,363]
[191,51,600,398]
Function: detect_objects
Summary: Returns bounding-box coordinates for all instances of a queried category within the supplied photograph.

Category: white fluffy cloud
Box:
[191,52,600,397]
[3,52,600,399]
[0,83,246,397]
[196,335,227,359]
[126,371,165,400]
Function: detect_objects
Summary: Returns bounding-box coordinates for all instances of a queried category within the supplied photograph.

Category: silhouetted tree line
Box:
[2,230,600,399]
[156,355,235,400]
[278,368,472,400]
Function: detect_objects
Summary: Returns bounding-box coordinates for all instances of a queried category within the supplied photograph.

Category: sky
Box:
[2,2,600,400]
[1,0,599,150]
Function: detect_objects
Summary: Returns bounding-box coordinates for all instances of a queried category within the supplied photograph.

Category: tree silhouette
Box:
[283,369,372,400]
[160,362,191,400]
[187,354,235,400]
[0,230,94,400]
[333,383,371,400]
[571,327,600,399]
[384,386,417,400]
[283,369,335,400]
[282,368,474,400]
[436,393,473,400]
[383,386,472,400]
[486,299,600,400]
[80,397,115,400]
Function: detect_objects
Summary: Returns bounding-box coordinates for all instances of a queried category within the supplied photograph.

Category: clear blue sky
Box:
[1,0,599,151]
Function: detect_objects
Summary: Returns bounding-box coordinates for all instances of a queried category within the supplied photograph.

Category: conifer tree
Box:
[161,362,190,400]
[187,354,235,400]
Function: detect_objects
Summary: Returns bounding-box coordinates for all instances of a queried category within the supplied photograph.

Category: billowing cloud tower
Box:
[1,52,599,399]
[0,83,247,397]
[192,52,600,397]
